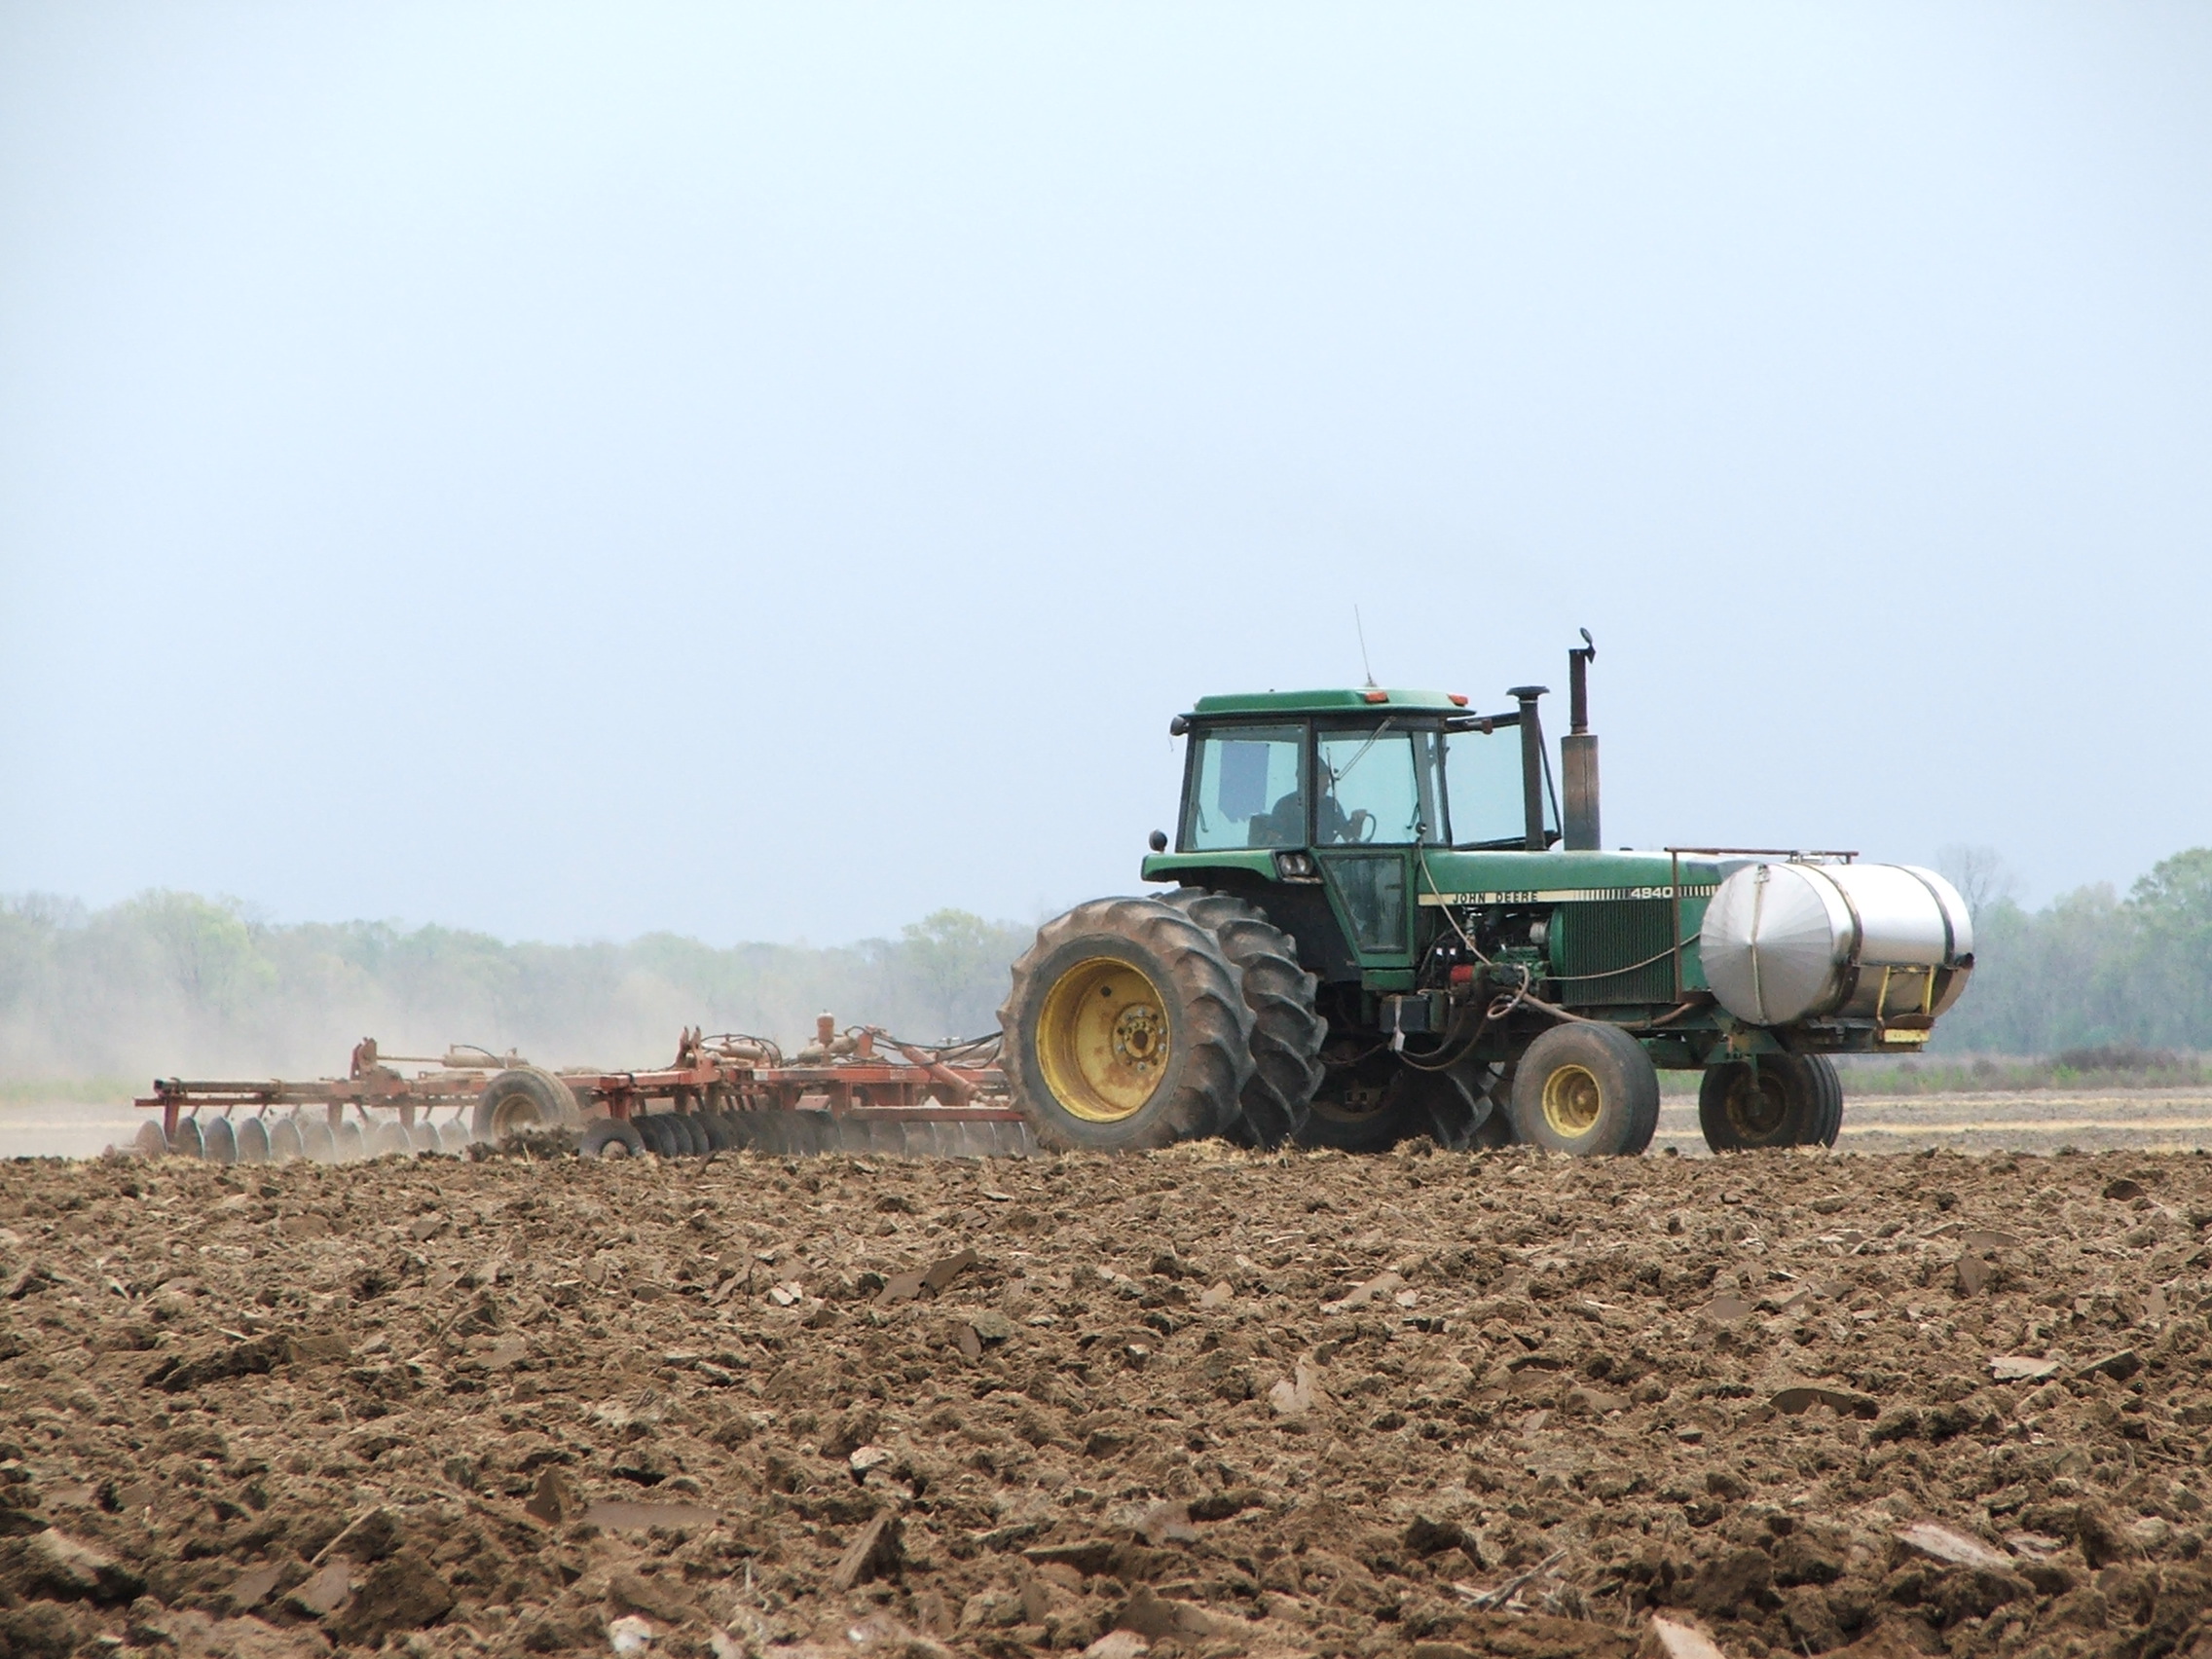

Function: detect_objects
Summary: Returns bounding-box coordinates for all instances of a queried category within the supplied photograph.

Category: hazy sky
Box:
[4,4,2207,946]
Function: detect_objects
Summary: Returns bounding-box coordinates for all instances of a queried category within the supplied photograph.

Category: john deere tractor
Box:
[1000,638,1975,1157]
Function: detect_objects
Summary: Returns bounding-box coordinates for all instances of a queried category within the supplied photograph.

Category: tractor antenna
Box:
[1354,606,1377,687]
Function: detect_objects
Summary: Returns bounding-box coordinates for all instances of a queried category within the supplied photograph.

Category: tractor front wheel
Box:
[1698,1055,1842,1152]
[1000,897,1253,1152]
[1507,1023,1660,1156]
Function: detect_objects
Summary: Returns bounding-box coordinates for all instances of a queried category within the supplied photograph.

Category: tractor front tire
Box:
[1698,1055,1842,1152]
[473,1068,581,1143]
[1156,889,1325,1148]
[1508,1023,1660,1156]
[1000,897,1253,1152]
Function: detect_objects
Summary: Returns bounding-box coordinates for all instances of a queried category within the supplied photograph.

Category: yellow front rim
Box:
[1541,1062,1603,1138]
[1035,956,1170,1124]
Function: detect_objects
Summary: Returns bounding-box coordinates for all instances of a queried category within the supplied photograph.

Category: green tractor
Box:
[1000,638,1975,1157]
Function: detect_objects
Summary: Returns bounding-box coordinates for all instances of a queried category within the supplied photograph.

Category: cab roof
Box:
[1186,687,1470,719]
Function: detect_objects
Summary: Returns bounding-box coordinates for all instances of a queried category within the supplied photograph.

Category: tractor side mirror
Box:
[1148,830,1168,852]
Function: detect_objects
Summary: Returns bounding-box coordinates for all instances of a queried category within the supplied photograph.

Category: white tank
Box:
[1698,861,1974,1027]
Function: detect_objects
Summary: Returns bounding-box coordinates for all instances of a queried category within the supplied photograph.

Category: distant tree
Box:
[1936,844,2017,926]
[2128,848,2212,1050]
[894,909,1021,1041]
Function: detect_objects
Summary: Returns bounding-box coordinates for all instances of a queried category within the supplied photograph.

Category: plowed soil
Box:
[1,1140,2208,1659]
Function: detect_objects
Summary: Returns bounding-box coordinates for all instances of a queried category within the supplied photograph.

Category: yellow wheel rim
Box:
[1726,1070,1788,1139]
[1541,1062,1603,1138]
[1035,956,1170,1124]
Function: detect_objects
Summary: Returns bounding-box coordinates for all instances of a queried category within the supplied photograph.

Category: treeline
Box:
[1929,846,2212,1056]
[2,845,2204,1085]
[0,893,1031,1085]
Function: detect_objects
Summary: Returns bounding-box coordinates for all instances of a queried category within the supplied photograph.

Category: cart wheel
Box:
[235,1118,271,1163]
[580,1118,646,1160]
[473,1068,582,1142]
[201,1117,237,1163]
[134,1121,170,1159]
[410,1121,442,1154]
[332,1120,366,1161]
[268,1117,304,1162]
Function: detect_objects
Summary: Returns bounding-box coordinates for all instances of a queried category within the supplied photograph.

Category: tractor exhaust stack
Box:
[1563,629,1601,851]
[1508,684,1550,851]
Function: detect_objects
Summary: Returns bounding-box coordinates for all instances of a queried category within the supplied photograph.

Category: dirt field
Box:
[1,1137,2208,1659]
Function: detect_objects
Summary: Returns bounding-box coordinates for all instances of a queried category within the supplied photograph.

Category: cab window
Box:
[1442,721,1554,846]
[1182,725,1306,850]
[1313,725,1445,845]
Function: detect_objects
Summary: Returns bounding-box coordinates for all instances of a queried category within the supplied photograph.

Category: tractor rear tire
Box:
[1508,1023,1660,1157]
[1698,1055,1842,1152]
[473,1069,580,1143]
[580,1118,647,1160]
[1156,888,1325,1149]
[1000,897,1253,1152]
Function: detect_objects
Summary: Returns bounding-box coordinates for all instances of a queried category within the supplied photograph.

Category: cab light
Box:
[1448,693,1468,707]
[1362,689,1388,704]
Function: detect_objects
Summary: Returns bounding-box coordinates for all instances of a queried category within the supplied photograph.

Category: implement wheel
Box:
[1507,1023,1659,1157]
[580,1118,646,1160]
[1000,897,1252,1152]
[1157,889,1325,1149]
[473,1069,580,1142]
[1699,1055,1842,1152]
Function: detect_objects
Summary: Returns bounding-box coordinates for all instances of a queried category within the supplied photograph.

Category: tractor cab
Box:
[1150,687,1561,985]
[1170,688,1558,858]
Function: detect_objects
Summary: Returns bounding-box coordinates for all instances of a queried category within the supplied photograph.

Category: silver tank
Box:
[1698,861,1974,1027]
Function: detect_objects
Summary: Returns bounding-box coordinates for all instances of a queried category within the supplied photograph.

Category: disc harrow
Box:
[131,1019,1032,1162]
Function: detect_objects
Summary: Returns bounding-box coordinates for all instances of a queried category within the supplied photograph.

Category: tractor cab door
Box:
[1310,723,1446,977]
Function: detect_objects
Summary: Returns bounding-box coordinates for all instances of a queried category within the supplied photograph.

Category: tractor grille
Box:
[1553,899,1677,1007]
